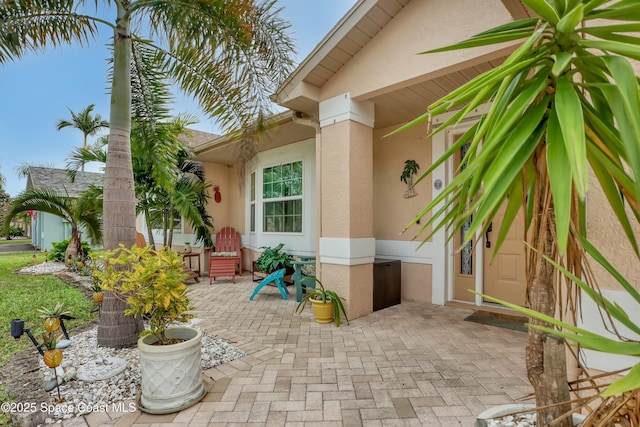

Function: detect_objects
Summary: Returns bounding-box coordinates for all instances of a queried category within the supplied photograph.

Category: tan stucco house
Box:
[184,0,639,373]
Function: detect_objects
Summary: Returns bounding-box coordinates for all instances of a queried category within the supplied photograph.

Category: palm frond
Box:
[0,0,105,63]
[133,0,294,132]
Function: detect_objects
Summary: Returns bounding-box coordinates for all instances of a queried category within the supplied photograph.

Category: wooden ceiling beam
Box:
[500,0,534,20]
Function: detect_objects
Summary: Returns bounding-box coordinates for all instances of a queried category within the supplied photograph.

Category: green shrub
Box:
[255,243,293,273]
[8,226,25,237]
[48,239,91,261]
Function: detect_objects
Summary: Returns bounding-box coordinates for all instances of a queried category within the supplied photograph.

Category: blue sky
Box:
[0,1,357,197]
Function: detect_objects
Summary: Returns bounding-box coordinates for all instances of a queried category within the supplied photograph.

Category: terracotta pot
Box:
[310,298,334,324]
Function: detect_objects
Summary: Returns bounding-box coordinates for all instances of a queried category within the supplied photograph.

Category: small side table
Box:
[182,253,201,279]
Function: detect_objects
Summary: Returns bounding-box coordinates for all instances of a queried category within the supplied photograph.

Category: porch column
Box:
[318,93,375,320]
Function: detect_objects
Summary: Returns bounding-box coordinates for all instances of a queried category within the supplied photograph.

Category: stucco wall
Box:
[586,169,640,290]
[322,0,514,101]
[373,122,432,240]
[402,263,432,303]
[320,120,373,239]
[203,162,233,233]
[226,165,245,233]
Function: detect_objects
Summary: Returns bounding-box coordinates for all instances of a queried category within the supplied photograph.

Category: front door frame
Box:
[431,105,489,306]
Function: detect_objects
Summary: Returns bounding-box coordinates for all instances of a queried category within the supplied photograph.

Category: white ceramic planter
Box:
[138,326,205,413]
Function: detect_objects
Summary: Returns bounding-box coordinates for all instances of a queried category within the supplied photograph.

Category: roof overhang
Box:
[272,0,411,118]
[194,110,317,164]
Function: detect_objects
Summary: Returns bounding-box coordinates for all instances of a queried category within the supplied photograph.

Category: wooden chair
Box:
[135,232,199,282]
[208,226,243,284]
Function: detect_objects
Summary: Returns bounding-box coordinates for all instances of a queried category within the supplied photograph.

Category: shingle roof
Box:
[178,128,218,149]
[27,167,103,198]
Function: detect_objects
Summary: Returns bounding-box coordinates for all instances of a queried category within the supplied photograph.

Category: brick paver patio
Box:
[64,272,533,426]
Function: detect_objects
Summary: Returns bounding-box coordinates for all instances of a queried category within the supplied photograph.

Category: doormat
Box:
[464,310,528,333]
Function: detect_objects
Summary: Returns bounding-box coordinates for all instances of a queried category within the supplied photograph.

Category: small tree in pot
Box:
[95,245,204,413]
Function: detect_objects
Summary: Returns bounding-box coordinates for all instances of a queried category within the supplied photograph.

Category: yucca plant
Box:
[483,238,640,425]
[295,277,349,327]
[395,1,640,424]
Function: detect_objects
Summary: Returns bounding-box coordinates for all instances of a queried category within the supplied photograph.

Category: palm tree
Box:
[2,188,103,260]
[145,149,214,248]
[0,168,9,239]
[56,104,109,172]
[1,0,294,347]
[397,1,640,424]
[68,115,214,249]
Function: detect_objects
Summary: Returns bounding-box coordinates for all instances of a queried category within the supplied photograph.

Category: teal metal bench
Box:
[249,268,289,300]
[292,257,316,302]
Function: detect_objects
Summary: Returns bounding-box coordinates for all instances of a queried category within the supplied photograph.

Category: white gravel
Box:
[484,414,536,427]
[17,261,68,275]
[39,324,246,423]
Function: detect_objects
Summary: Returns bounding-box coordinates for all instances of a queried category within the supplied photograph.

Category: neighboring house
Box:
[26,166,103,251]
[190,0,639,372]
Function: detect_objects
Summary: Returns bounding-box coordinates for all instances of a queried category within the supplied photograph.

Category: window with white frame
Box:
[262,161,303,233]
[250,171,256,232]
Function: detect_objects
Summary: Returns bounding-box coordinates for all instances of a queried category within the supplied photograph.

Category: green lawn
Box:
[0,253,99,426]
[0,253,98,365]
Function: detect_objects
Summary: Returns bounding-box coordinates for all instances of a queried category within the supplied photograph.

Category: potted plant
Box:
[295,277,349,326]
[400,159,419,198]
[95,244,205,413]
[254,243,294,276]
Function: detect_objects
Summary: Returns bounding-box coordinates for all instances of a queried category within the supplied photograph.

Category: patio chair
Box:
[292,257,316,302]
[249,268,288,300]
[208,226,243,284]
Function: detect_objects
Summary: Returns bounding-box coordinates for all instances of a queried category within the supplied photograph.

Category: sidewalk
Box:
[66,272,532,426]
[0,242,35,253]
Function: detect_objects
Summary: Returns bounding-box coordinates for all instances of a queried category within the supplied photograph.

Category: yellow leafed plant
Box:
[94,245,193,345]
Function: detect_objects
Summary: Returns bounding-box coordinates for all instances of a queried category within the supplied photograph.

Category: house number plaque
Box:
[434,179,443,190]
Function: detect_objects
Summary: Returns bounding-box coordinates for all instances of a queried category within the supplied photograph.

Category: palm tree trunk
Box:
[168,208,174,249]
[81,134,87,172]
[97,5,143,348]
[144,208,155,247]
[64,226,82,262]
[526,149,572,425]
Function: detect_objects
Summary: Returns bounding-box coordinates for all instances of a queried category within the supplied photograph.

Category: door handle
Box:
[485,222,493,248]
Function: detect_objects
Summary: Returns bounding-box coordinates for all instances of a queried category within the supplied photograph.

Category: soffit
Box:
[275,0,411,108]
[194,114,316,164]
[276,0,527,126]
[303,0,411,88]
[372,56,508,129]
